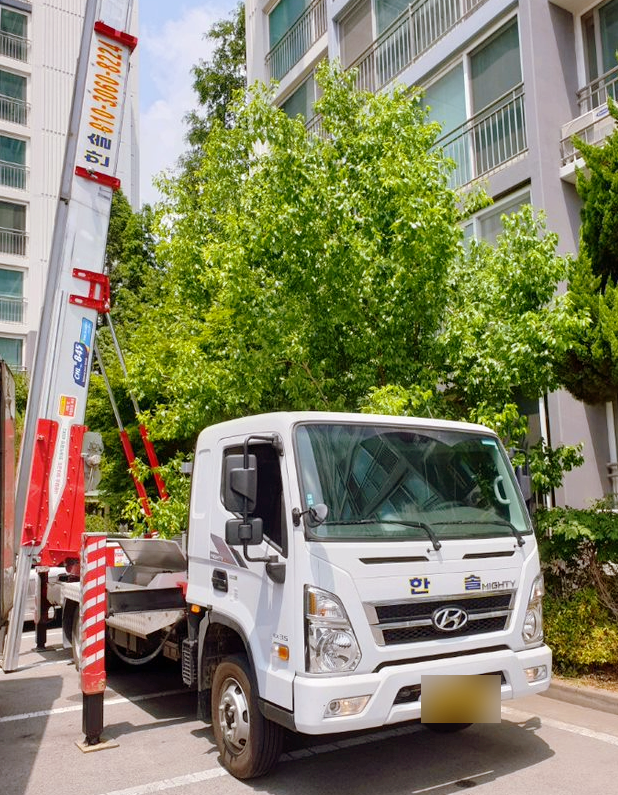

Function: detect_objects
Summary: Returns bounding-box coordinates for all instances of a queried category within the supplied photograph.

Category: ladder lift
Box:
[1,0,142,672]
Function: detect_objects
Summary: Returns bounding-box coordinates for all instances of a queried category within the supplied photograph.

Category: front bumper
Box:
[292,644,552,734]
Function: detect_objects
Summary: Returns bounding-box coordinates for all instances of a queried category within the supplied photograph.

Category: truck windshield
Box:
[294,423,532,542]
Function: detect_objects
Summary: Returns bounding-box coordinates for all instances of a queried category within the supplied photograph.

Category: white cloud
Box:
[139,3,236,206]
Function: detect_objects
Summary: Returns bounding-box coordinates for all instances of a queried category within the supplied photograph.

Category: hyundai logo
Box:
[432,606,468,632]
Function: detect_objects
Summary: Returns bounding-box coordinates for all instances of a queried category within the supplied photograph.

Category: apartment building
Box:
[0,0,138,376]
[245,0,618,508]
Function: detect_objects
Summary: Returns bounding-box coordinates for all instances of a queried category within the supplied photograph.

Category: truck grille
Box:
[393,671,506,704]
[365,592,515,646]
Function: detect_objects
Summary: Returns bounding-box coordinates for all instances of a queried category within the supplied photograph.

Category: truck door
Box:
[211,437,294,711]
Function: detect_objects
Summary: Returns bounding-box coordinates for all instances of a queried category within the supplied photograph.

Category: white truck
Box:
[61,410,551,779]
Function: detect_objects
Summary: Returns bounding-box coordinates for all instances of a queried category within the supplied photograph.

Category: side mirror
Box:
[223,454,257,513]
[306,503,329,527]
[292,502,329,527]
[226,517,264,546]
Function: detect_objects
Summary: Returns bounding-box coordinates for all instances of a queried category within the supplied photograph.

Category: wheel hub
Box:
[218,677,250,752]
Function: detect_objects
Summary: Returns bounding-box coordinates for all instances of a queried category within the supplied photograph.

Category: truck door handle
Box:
[212,569,228,593]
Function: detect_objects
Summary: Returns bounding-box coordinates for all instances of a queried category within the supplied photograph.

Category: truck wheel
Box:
[211,654,283,779]
[426,723,472,733]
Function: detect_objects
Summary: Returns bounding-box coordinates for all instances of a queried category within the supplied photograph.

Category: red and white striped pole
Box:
[80,532,107,746]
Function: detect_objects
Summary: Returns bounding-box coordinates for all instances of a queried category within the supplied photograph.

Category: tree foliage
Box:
[559,99,618,404]
[92,64,586,532]
[183,2,246,150]
[123,65,580,459]
[129,66,463,444]
[85,193,179,522]
[576,98,618,287]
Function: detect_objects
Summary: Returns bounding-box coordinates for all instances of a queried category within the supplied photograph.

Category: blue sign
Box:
[72,342,89,387]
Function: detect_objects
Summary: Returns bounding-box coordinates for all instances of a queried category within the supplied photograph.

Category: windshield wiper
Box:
[435,519,526,547]
[324,519,442,551]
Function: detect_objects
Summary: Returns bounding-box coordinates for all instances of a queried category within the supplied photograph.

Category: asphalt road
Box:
[2,625,618,795]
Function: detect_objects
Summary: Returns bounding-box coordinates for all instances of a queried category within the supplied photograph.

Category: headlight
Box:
[305,586,361,673]
[522,573,544,645]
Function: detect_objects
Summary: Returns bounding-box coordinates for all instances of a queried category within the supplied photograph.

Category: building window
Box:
[422,18,526,187]
[269,0,310,49]
[375,0,408,37]
[339,0,373,69]
[470,20,522,114]
[0,8,28,62]
[463,189,531,244]
[581,0,618,110]
[0,201,26,256]
[0,69,28,125]
[0,135,26,190]
[0,336,23,370]
[0,267,23,323]
[281,74,317,121]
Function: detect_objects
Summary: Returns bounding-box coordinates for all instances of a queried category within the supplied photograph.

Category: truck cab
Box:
[186,411,551,778]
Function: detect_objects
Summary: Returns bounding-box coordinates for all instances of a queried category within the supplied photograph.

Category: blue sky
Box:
[138,0,239,205]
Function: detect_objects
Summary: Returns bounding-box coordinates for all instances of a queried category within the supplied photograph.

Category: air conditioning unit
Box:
[561,103,615,145]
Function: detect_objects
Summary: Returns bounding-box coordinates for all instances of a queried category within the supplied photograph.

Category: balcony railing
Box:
[437,85,527,188]
[350,0,488,93]
[0,227,27,256]
[306,113,324,137]
[0,32,29,63]
[560,107,615,166]
[0,94,29,126]
[266,0,327,81]
[577,64,618,114]
[0,295,25,323]
[0,160,28,190]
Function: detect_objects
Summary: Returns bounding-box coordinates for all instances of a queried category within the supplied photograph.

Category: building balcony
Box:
[266,0,327,82]
[559,66,618,182]
[437,85,527,188]
[0,295,25,324]
[350,0,488,94]
[0,94,29,126]
[0,160,28,190]
[0,227,27,256]
[0,31,29,63]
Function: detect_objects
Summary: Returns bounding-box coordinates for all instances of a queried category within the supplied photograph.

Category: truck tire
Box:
[211,653,283,779]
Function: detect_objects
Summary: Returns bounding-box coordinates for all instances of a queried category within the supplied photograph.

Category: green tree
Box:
[123,65,580,460]
[128,65,463,449]
[558,253,618,403]
[557,101,618,405]
[575,99,618,287]
[184,2,246,150]
[441,207,584,422]
[85,195,176,525]
[100,64,585,533]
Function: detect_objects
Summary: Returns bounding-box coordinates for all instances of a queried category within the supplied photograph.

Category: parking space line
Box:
[0,688,189,723]
[101,767,229,795]
[97,724,425,795]
[502,706,618,747]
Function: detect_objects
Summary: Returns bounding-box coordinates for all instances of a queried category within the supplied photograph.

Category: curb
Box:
[541,679,618,716]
